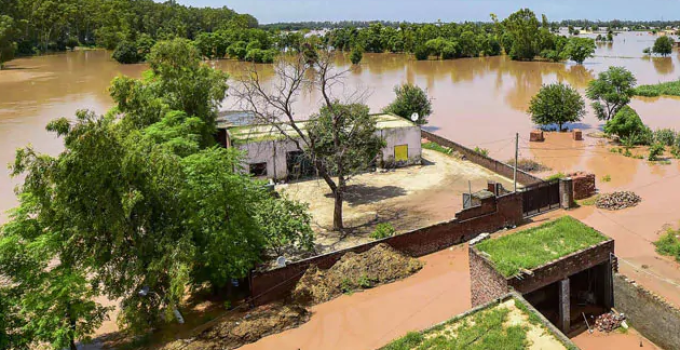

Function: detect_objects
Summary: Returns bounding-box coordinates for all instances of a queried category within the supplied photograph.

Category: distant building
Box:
[216,112,422,180]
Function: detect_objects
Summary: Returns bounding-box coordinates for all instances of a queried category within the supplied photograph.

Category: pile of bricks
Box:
[568,172,596,200]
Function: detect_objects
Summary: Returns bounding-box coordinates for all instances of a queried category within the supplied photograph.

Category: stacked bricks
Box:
[568,172,596,200]
[530,130,545,142]
[572,129,583,141]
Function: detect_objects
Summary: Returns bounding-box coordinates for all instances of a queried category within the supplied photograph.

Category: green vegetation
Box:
[601,174,612,182]
[0,39,314,348]
[0,15,17,69]
[528,82,585,132]
[381,299,537,350]
[423,142,455,155]
[565,37,596,63]
[634,79,680,97]
[383,83,433,125]
[577,195,600,206]
[648,143,665,161]
[654,228,680,261]
[350,47,363,64]
[654,128,676,146]
[586,67,637,121]
[652,36,674,56]
[474,146,490,157]
[371,223,397,240]
[545,172,566,181]
[603,106,651,143]
[475,216,608,277]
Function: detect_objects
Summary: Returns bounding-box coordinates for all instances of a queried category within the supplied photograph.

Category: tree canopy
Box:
[586,66,637,121]
[383,83,433,125]
[603,106,651,142]
[652,36,674,56]
[528,82,585,131]
[0,38,314,348]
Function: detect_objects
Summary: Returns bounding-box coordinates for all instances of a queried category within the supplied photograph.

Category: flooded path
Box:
[241,245,470,350]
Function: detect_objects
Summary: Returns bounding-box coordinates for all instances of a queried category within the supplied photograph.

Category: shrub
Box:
[350,48,363,65]
[474,146,489,157]
[604,106,650,143]
[112,40,140,64]
[227,41,247,60]
[654,128,676,146]
[601,174,612,182]
[546,172,566,181]
[414,45,429,60]
[383,83,432,125]
[648,143,665,161]
[370,223,396,240]
[654,229,680,261]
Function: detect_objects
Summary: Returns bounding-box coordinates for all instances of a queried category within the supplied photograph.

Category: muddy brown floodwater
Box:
[3,31,680,348]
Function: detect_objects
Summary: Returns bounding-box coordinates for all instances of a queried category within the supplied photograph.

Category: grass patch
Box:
[380,301,528,350]
[654,228,680,261]
[577,195,600,206]
[475,216,608,277]
[601,174,612,182]
[545,172,566,181]
[634,79,680,97]
[423,142,453,155]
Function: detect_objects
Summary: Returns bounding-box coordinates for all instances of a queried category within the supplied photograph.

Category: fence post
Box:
[559,178,575,209]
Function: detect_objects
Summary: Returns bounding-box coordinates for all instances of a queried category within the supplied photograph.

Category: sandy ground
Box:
[278,148,515,253]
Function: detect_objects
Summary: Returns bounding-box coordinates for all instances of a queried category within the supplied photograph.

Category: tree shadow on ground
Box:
[326,184,407,206]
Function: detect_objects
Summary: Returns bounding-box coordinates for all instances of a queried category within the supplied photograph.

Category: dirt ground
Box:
[278,148,515,253]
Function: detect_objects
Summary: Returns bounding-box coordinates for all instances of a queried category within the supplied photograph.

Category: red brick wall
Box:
[421,130,544,186]
[249,192,524,305]
[507,240,614,294]
[569,172,596,200]
[469,248,510,307]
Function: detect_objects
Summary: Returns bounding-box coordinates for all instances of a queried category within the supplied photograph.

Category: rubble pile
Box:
[594,312,627,333]
[595,191,641,210]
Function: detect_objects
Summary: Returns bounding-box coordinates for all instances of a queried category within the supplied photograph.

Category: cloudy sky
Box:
[169,0,680,24]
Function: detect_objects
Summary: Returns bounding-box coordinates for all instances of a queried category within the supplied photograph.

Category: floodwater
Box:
[3,31,680,349]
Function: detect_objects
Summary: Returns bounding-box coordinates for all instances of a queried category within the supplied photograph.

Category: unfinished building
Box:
[469,216,615,335]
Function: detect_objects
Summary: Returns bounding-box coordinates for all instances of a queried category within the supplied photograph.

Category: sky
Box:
[169,0,680,24]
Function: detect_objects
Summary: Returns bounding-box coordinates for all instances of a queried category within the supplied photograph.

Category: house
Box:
[216,112,422,180]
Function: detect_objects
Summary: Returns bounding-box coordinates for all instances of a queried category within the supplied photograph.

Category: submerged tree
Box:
[503,8,541,61]
[586,66,637,121]
[566,37,596,64]
[0,15,17,69]
[528,82,585,131]
[652,36,674,56]
[383,83,433,125]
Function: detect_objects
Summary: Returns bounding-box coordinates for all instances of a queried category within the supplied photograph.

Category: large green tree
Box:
[603,106,650,142]
[503,8,541,61]
[586,66,637,121]
[383,83,433,125]
[652,36,674,56]
[528,82,585,131]
[566,37,596,64]
[0,15,17,69]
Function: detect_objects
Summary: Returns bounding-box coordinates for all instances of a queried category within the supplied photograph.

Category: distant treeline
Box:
[0,0,257,57]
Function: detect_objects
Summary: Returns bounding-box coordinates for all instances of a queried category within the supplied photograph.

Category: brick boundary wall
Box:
[421,130,544,186]
[568,172,596,200]
[470,239,615,306]
[614,274,680,350]
[249,192,524,305]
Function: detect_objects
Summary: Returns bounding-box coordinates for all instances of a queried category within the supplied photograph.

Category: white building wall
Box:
[234,124,422,180]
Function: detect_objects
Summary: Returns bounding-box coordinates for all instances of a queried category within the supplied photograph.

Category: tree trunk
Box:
[332,187,343,230]
[70,338,78,350]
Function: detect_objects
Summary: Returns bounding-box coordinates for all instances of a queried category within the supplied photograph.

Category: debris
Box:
[595,191,641,210]
[594,311,627,333]
[469,233,490,245]
[291,243,423,305]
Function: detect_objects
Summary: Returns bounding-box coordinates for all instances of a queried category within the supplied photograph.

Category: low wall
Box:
[422,130,544,186]
[249,192,524,305]
[469,247,510,307]
[614,274,680,350]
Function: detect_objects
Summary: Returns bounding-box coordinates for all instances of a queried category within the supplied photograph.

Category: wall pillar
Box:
[559,178,574,209]
[603,261,614,310]
[559,278,571,334]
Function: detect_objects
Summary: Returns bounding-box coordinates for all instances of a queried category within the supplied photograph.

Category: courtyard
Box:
[277,148,516,253]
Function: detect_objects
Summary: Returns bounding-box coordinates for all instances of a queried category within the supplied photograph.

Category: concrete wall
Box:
[507,240,614,294]
[380,126,422,166]
[614,274,680,350]
[235,139,294,180]
[421,130,544,186]
[249,192,524,305]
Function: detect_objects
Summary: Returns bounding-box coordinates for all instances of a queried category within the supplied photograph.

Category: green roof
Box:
[475,216,608,278]
[380,296,573,350]
[227,113,416,145]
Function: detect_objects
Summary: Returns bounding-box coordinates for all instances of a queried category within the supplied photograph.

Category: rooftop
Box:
[225,113,417,145]
[380,296,573,350]
[474,216,609,278]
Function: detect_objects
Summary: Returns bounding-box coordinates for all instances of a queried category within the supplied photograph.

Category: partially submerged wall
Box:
[569,172,596,200]
[422,130,544,186]
[614,274,680,350]
[469,247,510,307]
[250,192,524,305]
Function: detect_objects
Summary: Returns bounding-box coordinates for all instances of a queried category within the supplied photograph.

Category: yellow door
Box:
[394,145,408,162]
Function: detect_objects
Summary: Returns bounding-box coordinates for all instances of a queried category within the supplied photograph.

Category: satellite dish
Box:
[138,286,150,297]
[410,113,419,122]
[276,256,287,268]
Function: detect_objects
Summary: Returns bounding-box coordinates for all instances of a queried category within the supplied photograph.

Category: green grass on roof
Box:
[475,216,608,278]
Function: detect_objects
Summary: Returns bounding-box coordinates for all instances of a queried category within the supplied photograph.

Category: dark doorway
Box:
[249,162,268,177]
[286,151,314,180]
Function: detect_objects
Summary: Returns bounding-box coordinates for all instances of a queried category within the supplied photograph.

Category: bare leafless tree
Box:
[233,49,375,231]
